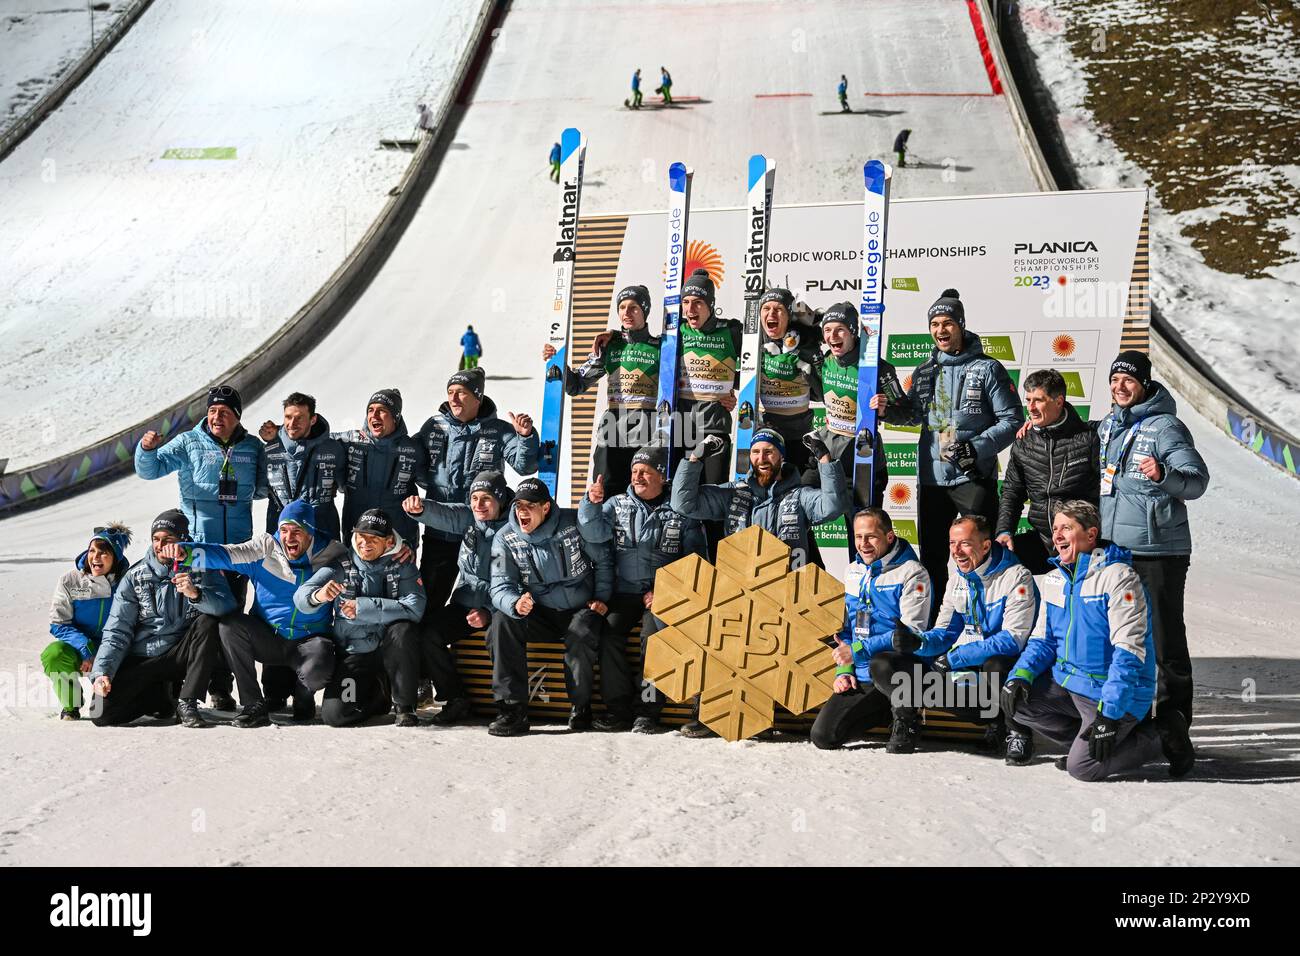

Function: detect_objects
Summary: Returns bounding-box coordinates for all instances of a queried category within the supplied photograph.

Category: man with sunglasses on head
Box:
[136,383,268,712]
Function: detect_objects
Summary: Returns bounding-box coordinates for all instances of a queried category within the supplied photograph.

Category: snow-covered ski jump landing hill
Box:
[0,0,1296,867]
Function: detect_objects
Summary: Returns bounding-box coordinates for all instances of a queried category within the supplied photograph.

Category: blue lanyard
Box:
[1103,416,1145,468]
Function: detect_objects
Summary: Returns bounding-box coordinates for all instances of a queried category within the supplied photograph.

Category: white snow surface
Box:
[1016,1,1300,434]
[0,0,129,132]
[0,0,484,469]
[0,0,1295,866]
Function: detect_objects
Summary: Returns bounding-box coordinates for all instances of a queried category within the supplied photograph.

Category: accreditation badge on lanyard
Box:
[217,448,238,504]
[1100,420,1143,497]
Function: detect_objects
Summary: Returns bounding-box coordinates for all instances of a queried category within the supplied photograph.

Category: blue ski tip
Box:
[669,161,688,189]
[747,154,767,190]
[561,127,581,162]
[865,160,887,195]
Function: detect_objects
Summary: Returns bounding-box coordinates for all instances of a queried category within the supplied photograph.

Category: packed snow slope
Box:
[0,0,485,469]
[0,0,130,134]
[1,0,1294,866]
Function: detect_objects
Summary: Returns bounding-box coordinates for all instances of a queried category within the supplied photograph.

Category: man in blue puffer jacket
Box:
[873,289,1023,620]
[165,499,347,729]
[135,384,268,708]
[812,507,931,750]
[1001,500,1195,781]
[883,514,1038,757]
[1097,351,1209,728]
[334,388,429,548]
[415,368,538,629]
[578,446,706,733]
[401,470,516,725]
[295,509,424,728]
[487,477,614,737]
[90,510,235,729]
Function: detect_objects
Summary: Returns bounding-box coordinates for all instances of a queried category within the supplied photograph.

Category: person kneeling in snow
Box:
[487,478,615,737]
[880,514,1038,757]
[90,510,234,728]
[811,508,930,750]
[164,500,347,728]
[401,470,517,726]
[295,509,425,727]
[42,523,131,720]
[1001,500,1195,781]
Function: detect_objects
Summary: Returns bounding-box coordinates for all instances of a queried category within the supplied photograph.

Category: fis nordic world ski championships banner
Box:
[563,188,1149,568]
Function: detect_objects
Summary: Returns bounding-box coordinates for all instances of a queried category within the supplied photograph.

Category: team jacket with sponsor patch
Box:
[1011,544,1156,720]
[670,458,850,563]
[577,487,706,595]
[416,397,539,540]
[881,330,1023,487]
[1097,383,1209,557]
[293,536,425,654]
[180,530,347,641]
[490,507,613,617]
[334,418,428,545]
[913,541,1038,669]
[409,498,507,611]
[263,416,345,541]
[91,553,235,681]
[841,538,932,681]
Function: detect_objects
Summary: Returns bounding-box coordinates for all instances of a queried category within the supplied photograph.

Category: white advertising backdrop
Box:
[567,187,1149,578]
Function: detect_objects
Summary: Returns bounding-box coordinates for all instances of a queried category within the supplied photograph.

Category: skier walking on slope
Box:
[838,74,850,113]
[627,68,642,109]
[548,141,561,182]
[893,128,911,168]
[656,65,673,104]
[460,324,482,370]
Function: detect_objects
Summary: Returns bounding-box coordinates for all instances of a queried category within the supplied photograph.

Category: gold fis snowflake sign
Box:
[647,526,844,741]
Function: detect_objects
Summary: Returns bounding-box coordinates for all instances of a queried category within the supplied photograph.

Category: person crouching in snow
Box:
[42,523,132,720]
[811,508,929,750]
[1000,500,1196,781]
[883,514,1038,758]
[296,509,425,728]
[89,510,235,728]
[163,499,348,728]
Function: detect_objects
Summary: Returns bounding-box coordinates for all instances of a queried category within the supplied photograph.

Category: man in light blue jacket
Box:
[1097,351,1208,729]
[135,384,267,709]
[90,510,235,728]
[1002,500,1195,780]
[873,290,1023,620]
[295,509,424,727]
